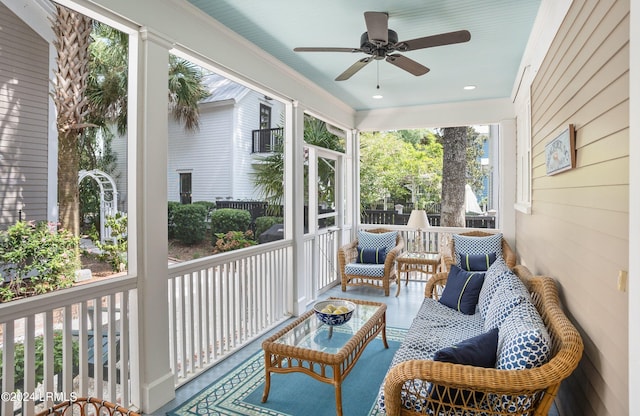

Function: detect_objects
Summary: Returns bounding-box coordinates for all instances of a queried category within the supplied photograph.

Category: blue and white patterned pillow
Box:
[497,300,551,370]
[453,233,503,269]
[358,230,398,252]
[483,285,526,331]
[481,268,530,329]
[477,259,511,319]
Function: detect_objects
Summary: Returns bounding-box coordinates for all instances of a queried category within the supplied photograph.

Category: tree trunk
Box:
[52,5,92,236]
[440,126,467,227]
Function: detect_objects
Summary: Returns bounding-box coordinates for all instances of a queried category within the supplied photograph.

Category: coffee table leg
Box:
[262,355,271,402]
[335,381,343,416]
[382,316,389,349]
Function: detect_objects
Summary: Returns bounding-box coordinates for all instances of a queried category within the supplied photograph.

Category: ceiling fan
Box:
[294,11,471,81]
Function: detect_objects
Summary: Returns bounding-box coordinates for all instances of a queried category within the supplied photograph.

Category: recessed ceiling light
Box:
[464,85,476,90]
[372,94,383,99]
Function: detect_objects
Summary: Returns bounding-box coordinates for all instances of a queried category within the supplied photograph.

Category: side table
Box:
[395,251,441,296]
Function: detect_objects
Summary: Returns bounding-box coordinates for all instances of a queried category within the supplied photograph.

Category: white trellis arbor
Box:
[78,169,119,244]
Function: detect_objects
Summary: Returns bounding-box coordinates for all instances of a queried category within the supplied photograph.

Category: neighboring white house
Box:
[0,1,55,229]
[110,73,285,209]
[168,73,284,204]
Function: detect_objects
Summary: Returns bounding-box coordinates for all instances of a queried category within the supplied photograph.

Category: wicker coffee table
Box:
[261,298,388,416]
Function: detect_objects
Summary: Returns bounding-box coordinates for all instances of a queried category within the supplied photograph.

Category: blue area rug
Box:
[166,327,406,416]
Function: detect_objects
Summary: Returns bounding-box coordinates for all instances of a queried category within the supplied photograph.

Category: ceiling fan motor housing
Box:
[360,29,398,58]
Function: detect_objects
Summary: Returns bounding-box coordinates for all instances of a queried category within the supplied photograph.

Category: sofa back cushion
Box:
[453,233,503,270]
[478,261,525,321]
[439,266,485,315]
[497,299,551,370]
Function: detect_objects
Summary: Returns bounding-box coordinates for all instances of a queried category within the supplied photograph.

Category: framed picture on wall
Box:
[545,124,575,175]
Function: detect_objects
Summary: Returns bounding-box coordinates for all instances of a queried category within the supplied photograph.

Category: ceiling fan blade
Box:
[335,57,373,81]
[364,11,388,45]
[399,30,471,51]
[294,47,360,53]
[386,54,430,76]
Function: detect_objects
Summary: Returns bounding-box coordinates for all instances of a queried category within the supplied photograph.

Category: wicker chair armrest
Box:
[338,240,359,267]
[424,272,448,299]
[385,239,405,265]
[440,253,455,273]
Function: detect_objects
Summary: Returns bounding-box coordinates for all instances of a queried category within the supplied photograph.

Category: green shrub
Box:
[96,213,128,272]
[173,204,207,245]
[212,231,257,253]
[210,209,251,236]
[168,201,182,238]
[0,221,79,302]
[0,330,79,391]
[255,216,284,239]
[193,201,215,215]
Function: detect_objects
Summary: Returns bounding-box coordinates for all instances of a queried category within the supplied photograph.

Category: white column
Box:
[498,119,516,245]
[130,27,175,413]
[289,102,306,315]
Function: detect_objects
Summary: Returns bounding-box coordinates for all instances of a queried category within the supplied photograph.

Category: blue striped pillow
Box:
[356,246,387,264]
[439,265,485,315]
[459,252,497,271]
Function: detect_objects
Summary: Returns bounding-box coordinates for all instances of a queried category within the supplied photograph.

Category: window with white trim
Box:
[515,94,532,213]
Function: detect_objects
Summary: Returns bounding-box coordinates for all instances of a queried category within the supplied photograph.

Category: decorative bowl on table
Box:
[313,300,356,326]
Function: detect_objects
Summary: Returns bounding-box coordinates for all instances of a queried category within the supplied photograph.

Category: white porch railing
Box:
[0,276,137,416]
[167,240,292,387]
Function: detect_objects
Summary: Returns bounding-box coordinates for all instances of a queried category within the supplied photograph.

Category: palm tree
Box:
[252,115,344,212]
[52,4,93,237]
[52,14,210,236]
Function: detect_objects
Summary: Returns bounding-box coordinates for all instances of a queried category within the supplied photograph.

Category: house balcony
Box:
[251,127,283,154]
[0,224,487,415]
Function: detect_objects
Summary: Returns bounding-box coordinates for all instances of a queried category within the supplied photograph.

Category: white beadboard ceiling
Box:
[186,0,541,112]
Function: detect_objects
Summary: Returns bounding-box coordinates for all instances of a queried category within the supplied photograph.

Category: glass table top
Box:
[272,303,382,354]
[399,251,441,260]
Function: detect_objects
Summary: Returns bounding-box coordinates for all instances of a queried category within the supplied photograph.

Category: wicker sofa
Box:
[378,264,583,416]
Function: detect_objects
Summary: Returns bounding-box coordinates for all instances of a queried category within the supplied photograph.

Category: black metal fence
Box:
[361,209,496,229]
[211,202,495,228]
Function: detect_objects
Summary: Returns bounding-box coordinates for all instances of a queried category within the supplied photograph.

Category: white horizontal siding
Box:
[521,1,630,415]
[167,104,234,203]
[234,92,285,200]
[0,3,49,229]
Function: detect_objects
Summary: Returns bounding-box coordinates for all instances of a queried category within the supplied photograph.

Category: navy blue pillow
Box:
[433,327,499,367]
[459,252,497,271]
[430,328,499,406]
[356,246,387,264]
[439,266,485,314]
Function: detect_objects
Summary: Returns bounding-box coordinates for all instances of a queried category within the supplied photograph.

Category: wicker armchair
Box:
[441,230,517,272]
[338,228,404,296]
[384,265,584,416]
[35,397,139,416]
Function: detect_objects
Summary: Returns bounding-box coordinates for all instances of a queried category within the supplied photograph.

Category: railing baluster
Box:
[107,294,117,400]
[1,323,15,416]
[43,310,55,408]
[24,316,36,416]
[93,297,103,398]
